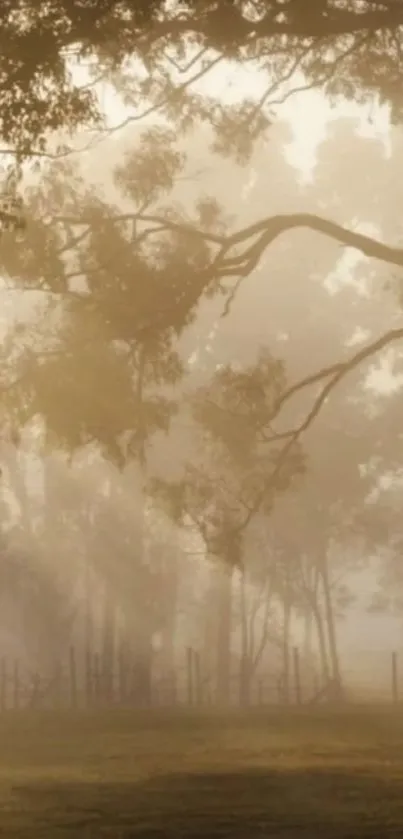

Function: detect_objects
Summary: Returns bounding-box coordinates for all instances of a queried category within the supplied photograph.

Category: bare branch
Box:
[50,209,403,311]
[51,211,225,246]
[269,325,403,430]
[250,30,372,121]
[76,54,225,153]
[216,213,403,279]
[235,325,403,536]
[163,46,211,74]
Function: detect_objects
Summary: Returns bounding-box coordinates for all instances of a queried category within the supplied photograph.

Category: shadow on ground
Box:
[6,766,403,838]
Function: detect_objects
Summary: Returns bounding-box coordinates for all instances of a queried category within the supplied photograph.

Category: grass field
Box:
[1,707,403,837]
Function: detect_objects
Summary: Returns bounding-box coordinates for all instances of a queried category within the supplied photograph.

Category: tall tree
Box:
[152,348,304,703]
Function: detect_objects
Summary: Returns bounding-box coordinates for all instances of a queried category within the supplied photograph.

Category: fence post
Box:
[392,651,399,704]
[293,647,301,705]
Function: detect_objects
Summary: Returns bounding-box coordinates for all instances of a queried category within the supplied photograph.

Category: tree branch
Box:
[268,325,403,432]
[149,5,403,41]
[236,325,403,535]
[50,209,403,312]
[51,211,225,246]
[215,213,403,280]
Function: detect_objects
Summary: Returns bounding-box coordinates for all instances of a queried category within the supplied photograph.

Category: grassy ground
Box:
[1,707,403,837]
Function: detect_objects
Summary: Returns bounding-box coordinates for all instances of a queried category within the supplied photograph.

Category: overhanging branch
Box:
[236,325,403,535]
[45,209,403,338]
[269,326,403,427]
[149,4,403,41]
[215,213,403,279]
[52,209,403,276]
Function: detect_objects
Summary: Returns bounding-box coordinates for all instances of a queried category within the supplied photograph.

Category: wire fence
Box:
[0,646,401,712]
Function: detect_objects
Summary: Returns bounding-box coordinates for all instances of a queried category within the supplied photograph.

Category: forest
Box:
[0,2,402,715]
[5,3,403,837]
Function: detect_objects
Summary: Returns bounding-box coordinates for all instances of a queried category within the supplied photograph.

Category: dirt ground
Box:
[1,707,403,837]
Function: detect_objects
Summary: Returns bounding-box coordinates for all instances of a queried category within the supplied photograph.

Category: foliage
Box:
[2,2,403,159]
[152,350,305,565]
[2,14,403,680]
[0,132,232,462]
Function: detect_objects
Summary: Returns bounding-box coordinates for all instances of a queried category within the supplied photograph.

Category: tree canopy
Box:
[3,1,403,158]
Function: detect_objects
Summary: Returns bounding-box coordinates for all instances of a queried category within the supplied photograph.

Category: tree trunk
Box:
[239,654,252,707]
[126,464,154,707]
[117,617,131,705]
[3,442,33,536]
[101,583,117,703]
[129,350,154,706]
[311,602,330,686]
[320,553,342,687]
[159,545,181,683]
[215,561,233,706]
[239,569,251,707]
[127,563,154,707]
[132,628,153,707]
[281,579,292,705]
[303,605,313,660]
[160,611,177,699]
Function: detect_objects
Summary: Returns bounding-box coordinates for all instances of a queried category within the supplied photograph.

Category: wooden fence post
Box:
[392,651,399,704]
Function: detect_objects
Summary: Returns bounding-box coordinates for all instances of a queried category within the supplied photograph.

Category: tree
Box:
[0,434,196,705]
[2,3,403,442]
[0,441,79,683]
[3,1,403,159]
[2,55,403,710]
[0,122,245,702]
[1,2,403,361]
[152,348,305,703]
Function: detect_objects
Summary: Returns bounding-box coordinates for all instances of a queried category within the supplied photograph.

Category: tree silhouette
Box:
[2,1,403,157]
[0,100,401,705]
